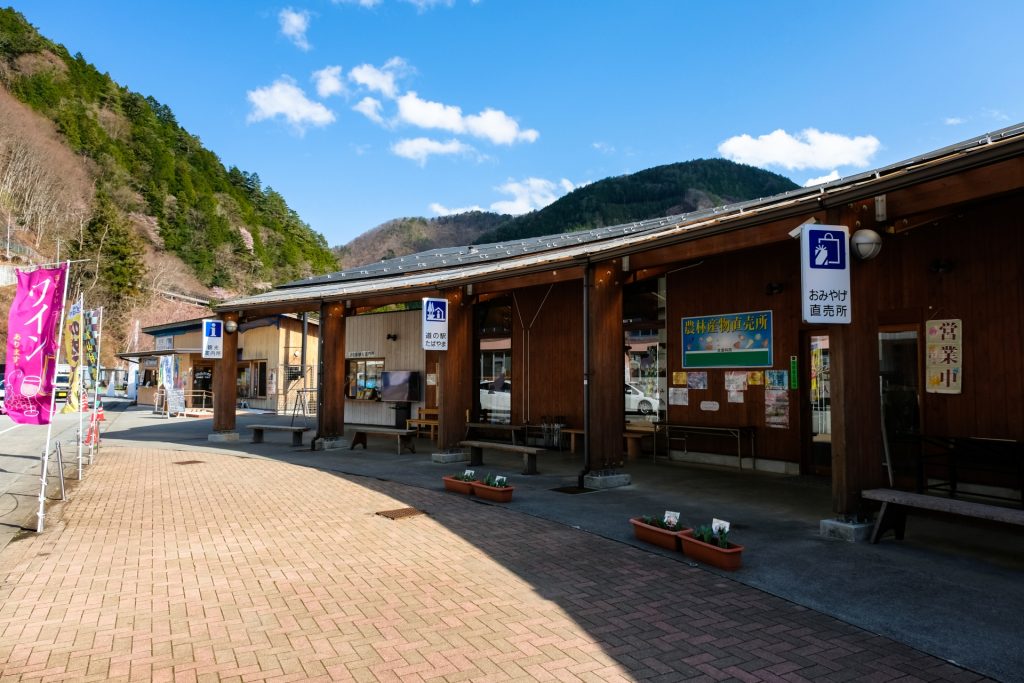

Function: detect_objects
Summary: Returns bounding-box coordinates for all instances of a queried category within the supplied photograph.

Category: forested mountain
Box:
[0,8,337,356]
[337,160,799,267]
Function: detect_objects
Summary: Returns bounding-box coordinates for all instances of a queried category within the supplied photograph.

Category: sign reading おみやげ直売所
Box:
[422,298,448,350]
[800,224,851,324]
[681,311,772,368]
[201,319,223,359]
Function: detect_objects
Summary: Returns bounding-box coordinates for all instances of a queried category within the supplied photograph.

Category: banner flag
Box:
[83,308,101,386]
[4,265,69,424]
[61,298,84,413]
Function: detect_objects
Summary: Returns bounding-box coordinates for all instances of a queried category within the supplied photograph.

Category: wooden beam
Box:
[318,301,346,439]
[438,287,473,449]
[471,265,584,295]
[212,313,239,433]
[884,157,1024,219]
[587,259,625,469]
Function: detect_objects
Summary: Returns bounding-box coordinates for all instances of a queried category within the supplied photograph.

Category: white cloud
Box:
[405,0,456,10]
[490,177,573,215]
[396,91,537,145]
[984,108,1010,122]
[944,117,965,126]
[313,65,345,98]
[353,96,385,125]
[332,0,382,6]
[430,202,485,215]
[718,128,880,171]
[803,170,840,187]
[592,141,615,154]
[391,137,475,165]
[348,57,409,99]
[279,8,312,51]
[247,78,335,130]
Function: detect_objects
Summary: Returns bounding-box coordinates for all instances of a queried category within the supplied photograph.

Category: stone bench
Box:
[247,424,311,446]
[862,488,1024,543]
[350,427,417,455]
[458,440,547,475]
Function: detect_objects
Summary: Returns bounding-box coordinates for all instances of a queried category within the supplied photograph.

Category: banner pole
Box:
[37,261,71,533]
[91,306,103,463]
[76,294,85,479]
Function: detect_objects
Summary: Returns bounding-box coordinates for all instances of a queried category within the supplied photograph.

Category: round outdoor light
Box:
[224,319,238,333]
[851,229,883,260]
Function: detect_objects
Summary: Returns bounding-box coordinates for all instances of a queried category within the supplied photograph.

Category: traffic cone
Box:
[96,400,105,422]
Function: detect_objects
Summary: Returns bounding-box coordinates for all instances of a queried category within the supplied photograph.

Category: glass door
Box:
[879,327,921,487]
[808,333,832,475]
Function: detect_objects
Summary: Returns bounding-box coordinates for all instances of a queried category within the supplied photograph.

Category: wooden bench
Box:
[247,424,311,446]
[350,427,417,455]
[458,440,547,475]
[561,428,646,459]
[862,488,1024,543]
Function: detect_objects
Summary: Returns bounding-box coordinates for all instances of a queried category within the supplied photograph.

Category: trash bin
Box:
[390,402,411,429]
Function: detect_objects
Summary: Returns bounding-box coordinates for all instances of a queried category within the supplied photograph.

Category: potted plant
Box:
[442,469,478,495]
[629,511,689,550]
[472,474,514,502]
[679,521,744,570]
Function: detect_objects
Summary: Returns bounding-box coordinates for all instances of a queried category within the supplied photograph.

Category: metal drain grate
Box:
[173,460,205,465]
[376,507,426,520]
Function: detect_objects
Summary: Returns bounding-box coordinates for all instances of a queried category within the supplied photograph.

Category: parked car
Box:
[479,378,511,422]
[625,382,662,415]
[54,373,70,402]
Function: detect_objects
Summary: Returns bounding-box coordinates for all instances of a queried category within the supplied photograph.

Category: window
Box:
[236,360,268,399]
[347,358,384,400]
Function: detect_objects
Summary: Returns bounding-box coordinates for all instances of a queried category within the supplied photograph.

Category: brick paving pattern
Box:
[0,448,989,682]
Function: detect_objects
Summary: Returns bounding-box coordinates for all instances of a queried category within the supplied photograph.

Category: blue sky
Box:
[12,1,1024,247]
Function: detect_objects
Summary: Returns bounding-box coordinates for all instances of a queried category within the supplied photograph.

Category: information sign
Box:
[422,298,449,350]
[201,319,223,359]
[800,224,851,324]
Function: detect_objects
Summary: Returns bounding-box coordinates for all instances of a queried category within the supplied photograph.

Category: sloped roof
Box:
[216,122,1024,314]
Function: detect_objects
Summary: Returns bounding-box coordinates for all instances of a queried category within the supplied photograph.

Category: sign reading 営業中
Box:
[681,310,773,368]
[201,319,223,359]
[422,298,448,350]
[926,318,962,394]
[800,224,851,324]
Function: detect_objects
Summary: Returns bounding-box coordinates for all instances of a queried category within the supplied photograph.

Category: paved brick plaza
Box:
[0,448,988,682]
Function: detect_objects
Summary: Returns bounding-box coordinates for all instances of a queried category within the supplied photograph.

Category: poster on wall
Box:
[765,389,790,428]
[682,311,773,368]
[765,370,788,390]
[686,372,707,389]
[728,390,744,404]
[926,319,962,394]
[724,371,748,391]
[669,387,689,406]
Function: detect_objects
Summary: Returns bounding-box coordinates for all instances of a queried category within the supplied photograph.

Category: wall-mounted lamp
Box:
[765,282,785,296]
[851,229,883,260]
[224,319,238,334]
[386,333,398,341]
[929,259,955,274]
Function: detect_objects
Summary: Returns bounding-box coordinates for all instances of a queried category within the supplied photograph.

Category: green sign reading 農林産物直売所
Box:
[682,311,773,369]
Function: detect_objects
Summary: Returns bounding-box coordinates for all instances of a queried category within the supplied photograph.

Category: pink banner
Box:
[4,265,68,424]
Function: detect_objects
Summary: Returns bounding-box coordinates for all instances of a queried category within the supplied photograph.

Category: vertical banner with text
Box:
[3,265,68,424]
[800,224,851,325]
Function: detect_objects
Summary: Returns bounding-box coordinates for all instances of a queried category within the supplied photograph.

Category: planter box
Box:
[442,476,476,495]
[679,530,744,570]
[471,482,514,502]
[629,517,688,551]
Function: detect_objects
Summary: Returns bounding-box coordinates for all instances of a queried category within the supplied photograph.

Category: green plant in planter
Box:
[692,524,731,548]
[640,515,687,532]
[483,474,510,488]
[451,470,477,482]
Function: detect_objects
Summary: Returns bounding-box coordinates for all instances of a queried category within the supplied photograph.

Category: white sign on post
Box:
[422,298,449,350]
[201,319,224,359]
[800,224,851,324]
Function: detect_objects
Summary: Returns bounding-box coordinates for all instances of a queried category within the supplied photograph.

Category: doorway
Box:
[805,333,832,476]
[879,326,921,487]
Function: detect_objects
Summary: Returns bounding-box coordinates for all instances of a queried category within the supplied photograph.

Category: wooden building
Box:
[214,125,1024,517]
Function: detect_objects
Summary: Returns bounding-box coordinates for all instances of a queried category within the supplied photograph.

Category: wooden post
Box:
[828,208,885,516]
[587,259,625,469]
[439,287,473,450]
[318,301,346,441]
[212,313,238,434]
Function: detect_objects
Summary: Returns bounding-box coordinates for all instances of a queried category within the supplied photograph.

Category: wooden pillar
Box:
[439,287,473,449]
[212,313,238,433]
[587,259,625,469]
[828,208,885,516]
[318,301,346,440]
